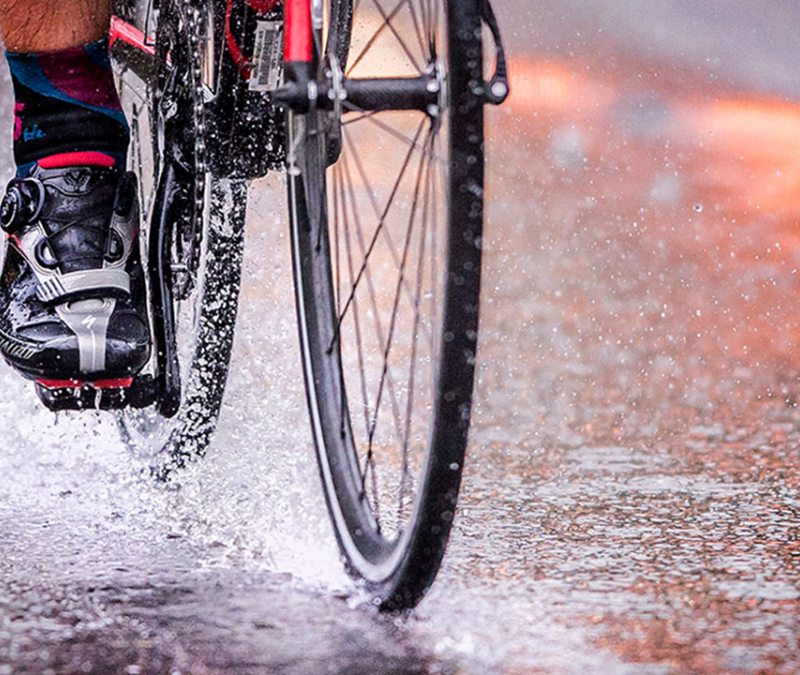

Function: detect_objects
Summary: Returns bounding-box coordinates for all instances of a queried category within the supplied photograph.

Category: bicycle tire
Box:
[114,1,248,470]
[116,182,246,470]
[287,0,484,609]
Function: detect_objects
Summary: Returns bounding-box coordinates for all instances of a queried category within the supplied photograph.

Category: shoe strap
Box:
[36,269,131,304]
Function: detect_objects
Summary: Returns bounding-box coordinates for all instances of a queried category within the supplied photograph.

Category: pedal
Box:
[35,374,158,412]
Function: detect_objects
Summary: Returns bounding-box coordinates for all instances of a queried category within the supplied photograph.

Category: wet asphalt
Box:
[1,1,800,673]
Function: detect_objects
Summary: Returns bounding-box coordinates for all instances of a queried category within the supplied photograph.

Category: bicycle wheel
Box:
[114,0,247,469]
[288,0,485,609]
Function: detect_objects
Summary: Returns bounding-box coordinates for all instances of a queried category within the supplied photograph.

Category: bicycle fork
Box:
[275,0,509,114]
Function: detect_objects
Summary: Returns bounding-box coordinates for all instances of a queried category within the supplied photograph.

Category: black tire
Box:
[114,1,247,470]
[288,0,484,609]
[116,182,246,470]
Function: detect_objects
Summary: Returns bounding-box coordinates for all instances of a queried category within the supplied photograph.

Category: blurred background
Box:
[1,1,799,673]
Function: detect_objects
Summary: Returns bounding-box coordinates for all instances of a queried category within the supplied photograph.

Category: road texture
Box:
[1,1,799,673]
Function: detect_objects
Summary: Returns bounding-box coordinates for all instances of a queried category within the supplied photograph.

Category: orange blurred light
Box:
[677,98,800,215]
[507,59,612,112]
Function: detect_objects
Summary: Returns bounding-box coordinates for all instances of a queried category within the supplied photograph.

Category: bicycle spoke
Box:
[333,4,446,519]
[343,110,381,126]
[341,155,398,522]
[329,117,426,349]
[336,165,372,445]
[345,127,434,349]
[369,0,423,72]
[346,0,405,75]
[423,0,433,42]
[397,128,435,521]
[348,108,447,167]
[405,0,428,64]
[338,151,406,448]
[366,131,431,453]
[341,126,384,220]
[284,0,485,610]
[347,0,421,76]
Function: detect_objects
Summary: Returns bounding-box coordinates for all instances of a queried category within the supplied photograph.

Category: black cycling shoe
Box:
[0,156,151,406]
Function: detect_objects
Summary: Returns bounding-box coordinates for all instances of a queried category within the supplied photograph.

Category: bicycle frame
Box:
[276,0,449,115]
[284,0,312,63]
[110,0,509,607]
[111,0,507,119]
[108,0,507,416]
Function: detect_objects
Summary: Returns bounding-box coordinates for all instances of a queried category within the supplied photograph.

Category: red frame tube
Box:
[109,15,156,56]
[284,0,312,63]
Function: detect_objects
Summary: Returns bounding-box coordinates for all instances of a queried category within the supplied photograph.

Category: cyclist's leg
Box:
[0,0,151,407]
[0,0,111,52]
[1,0,128,172]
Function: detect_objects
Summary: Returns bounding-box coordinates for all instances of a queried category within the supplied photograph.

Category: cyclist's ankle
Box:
[5,38,129,173]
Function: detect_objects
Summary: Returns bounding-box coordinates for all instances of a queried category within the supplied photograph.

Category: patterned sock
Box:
[5,39,129,173]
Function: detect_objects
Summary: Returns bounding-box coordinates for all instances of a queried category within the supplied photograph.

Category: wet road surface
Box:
[2,1,800,673]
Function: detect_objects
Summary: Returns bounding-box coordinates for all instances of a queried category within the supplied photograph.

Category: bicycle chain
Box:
[158,0,208,297]
[185,2,207,279]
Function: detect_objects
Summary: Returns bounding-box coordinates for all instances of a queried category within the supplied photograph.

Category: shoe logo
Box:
[0,333,37,361]
[22,123,46,143]
[81,315,98,331]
